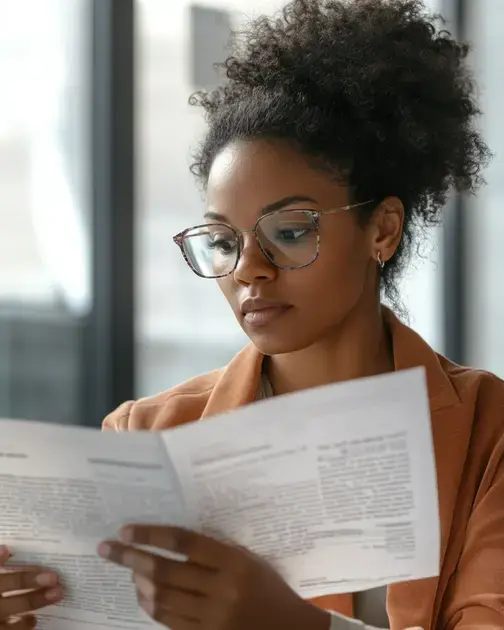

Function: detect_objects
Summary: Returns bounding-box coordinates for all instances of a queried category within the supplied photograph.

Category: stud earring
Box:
[376,252,385,269]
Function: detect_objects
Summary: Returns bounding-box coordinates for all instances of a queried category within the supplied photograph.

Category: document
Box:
[0,368,440,630]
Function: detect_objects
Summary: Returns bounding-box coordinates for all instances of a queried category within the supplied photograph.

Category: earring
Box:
[376,252,385,269]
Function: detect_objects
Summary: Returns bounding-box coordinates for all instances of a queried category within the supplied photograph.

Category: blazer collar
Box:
[202,306,460,418]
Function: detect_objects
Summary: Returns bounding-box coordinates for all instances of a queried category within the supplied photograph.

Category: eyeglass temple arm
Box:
[318,200,375,215]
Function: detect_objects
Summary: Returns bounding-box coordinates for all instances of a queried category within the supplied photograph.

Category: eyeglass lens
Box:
[181,210,318,278]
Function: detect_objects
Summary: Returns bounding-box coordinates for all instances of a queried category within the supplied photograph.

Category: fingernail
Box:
[45,586,63,601]
[36,572,58,587]
[98,542,111,558]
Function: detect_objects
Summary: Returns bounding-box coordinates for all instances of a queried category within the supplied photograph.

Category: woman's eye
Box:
[276,228,310,242]
[208,237,237,254]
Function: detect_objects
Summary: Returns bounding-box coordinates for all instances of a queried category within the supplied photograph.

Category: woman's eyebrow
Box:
[261,195,318,214]
[203,195,318,223]
[204,211,228,222]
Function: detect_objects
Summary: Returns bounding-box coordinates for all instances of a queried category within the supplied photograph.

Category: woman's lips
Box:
[243,305,293,327]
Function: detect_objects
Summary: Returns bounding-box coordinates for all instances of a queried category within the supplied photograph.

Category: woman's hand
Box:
[98,525,331,630]
[0,545,63,629]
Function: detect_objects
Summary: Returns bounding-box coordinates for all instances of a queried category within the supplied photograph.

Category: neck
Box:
[267,303,394,396]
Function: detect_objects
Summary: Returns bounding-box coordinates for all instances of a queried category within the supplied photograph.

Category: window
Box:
[0,0,91,423]
[464,1,504,377]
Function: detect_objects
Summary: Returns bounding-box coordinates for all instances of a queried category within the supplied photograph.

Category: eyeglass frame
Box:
[172,199,375,279]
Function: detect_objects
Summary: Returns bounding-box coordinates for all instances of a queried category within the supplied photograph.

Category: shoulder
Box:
[102,343,264,432]
[102,368,225,432]
[441,355,504,416]
[440,355,504,467]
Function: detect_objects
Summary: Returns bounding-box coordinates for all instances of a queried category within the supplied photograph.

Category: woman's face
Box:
[206,139,389,355]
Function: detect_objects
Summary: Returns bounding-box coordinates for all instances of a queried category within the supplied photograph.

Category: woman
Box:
[1,0,502,629]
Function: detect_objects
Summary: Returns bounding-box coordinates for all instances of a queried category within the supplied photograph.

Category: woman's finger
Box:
[0,569,59,595]
[134,574,209,621]
[136,592,199,630]
[0,615,37,630]
[119,526,236,571]
[99,542,217,595]
[0,587,63,620]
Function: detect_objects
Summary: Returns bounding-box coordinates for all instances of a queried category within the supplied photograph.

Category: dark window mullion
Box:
[84,0,136,426]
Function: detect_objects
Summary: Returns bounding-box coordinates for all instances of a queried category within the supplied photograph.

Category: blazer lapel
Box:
[201,344,264,417]
[386,403,473,630]
[385,312,472,630]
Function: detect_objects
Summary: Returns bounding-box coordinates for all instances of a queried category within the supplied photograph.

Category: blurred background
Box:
[0,0,502,427]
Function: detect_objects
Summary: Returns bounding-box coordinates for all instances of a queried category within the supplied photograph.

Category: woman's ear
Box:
[368,196,404,264]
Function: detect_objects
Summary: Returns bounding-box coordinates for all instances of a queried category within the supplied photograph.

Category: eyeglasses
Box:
[172,200,374,279]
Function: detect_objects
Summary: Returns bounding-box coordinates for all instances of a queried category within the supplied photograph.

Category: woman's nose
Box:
[233,234,277,285]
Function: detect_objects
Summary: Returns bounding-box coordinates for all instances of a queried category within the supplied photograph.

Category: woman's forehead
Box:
[206,139,349,213]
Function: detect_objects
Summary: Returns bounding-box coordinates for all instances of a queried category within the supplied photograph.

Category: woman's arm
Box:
[438,434,504,629]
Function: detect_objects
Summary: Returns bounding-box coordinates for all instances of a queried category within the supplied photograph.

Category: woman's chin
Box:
[236,308,318,355]
[245,329,313,356]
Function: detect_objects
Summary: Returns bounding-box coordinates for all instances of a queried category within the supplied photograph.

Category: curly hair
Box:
[189,0,491,307]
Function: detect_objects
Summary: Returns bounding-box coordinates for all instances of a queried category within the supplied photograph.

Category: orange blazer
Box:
[104,309,504,630]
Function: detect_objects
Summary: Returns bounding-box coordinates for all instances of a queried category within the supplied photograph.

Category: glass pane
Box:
[397,227,444,352]
[137,0,250,398]
[464,1,504,377]
[396,0,443,352]
[0,0,90,423]
[136,0,444,397]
